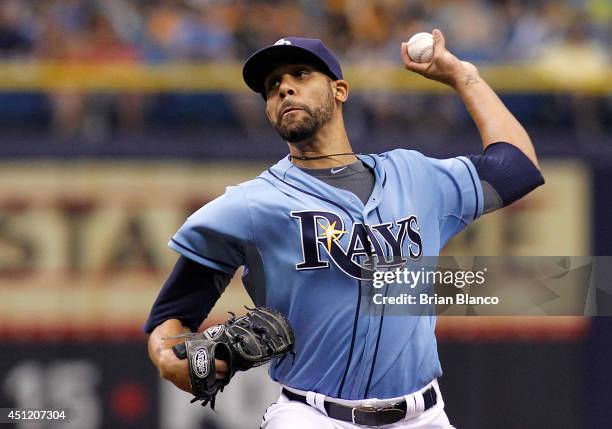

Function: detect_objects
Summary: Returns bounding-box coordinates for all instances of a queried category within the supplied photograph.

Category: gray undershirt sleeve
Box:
[480,180,503,214]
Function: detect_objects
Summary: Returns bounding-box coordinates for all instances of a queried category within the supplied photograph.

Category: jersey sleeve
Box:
[143,256,231,333]
[467,142,544,213]
[426,156,484,248]
[169,186,252,275]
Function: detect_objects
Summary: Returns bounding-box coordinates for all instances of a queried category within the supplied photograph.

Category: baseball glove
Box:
[171,307,295,408]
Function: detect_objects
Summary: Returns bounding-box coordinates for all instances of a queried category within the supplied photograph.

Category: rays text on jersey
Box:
[291,210,423,281]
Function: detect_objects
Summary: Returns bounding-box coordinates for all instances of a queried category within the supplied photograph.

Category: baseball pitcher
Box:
[145,30,544,428]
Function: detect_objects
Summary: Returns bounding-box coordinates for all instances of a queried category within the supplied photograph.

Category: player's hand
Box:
[158,348,192,392]
[401,29,479,89]
[215,359,229,379]
[157,348,229,393]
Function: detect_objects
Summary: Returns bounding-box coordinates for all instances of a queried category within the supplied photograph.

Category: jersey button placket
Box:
[346,211,382,398]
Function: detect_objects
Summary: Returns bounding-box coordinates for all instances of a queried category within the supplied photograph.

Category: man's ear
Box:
[332,80,349,103]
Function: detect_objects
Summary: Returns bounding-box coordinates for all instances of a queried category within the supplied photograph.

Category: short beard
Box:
[272,87,335,143]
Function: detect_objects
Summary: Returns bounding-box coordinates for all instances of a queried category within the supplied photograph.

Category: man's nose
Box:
[279,76,296,98]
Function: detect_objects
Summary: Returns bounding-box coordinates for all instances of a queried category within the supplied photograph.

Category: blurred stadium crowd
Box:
[0,0,609,144]
[1,0,609,62]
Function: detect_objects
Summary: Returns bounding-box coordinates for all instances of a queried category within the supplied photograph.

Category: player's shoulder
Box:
[211,178,270,208]
[233,157,291,191]
[213,156,300,203]
[374,149,477,188]
[233,177,270,190]
[378,148,430,163]
[375,148,437,174]
[220,173,287,205]
[378,148,469,169]
[185,173,280,224]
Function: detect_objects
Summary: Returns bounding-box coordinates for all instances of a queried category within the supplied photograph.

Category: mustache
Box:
[278,102,311,121]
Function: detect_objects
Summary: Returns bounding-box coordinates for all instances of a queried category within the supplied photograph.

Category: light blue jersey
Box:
[170,149,483,400]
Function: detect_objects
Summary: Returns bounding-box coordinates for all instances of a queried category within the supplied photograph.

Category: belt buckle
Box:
[351,405,377,425]
[351,403,404,426]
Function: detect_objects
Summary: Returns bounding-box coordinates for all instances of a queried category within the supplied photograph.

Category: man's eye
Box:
[295,70,309,78]
[267,79,280,92]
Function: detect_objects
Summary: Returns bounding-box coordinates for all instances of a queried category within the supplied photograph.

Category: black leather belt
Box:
[282,386,437,427]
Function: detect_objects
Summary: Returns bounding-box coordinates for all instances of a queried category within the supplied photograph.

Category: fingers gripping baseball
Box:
[401,29,471,88]
[401,29,445,72]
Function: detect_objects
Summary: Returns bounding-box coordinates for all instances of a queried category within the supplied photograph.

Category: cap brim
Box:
[242,45,337,95]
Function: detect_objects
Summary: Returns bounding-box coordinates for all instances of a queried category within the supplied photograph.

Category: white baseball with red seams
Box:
[407,32,434,63]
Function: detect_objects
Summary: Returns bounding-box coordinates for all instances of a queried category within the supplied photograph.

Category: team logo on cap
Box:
[274,39,292,46]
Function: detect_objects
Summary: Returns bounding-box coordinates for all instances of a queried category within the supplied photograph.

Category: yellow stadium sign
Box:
[0,62,609,93]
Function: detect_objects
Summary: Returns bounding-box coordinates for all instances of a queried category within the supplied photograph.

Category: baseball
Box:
[406,32,434,63]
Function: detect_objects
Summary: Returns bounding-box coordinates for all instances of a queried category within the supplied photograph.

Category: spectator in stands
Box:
[37,2,145,140]
[0,0,32,58]
[536,9,609,140]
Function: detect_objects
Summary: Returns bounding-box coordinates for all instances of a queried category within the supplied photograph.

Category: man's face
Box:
[264,63,336,143]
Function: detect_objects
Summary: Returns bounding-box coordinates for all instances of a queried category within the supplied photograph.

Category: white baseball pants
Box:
[261,379,455,429]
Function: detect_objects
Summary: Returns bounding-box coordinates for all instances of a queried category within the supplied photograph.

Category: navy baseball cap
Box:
[242,37,343,96]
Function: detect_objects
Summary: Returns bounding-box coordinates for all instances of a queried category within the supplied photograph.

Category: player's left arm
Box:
[402,29,544,212]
